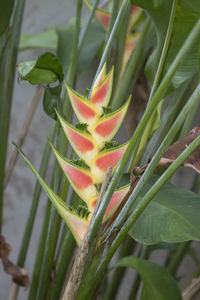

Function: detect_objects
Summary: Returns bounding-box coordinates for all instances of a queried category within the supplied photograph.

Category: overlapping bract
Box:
[51,64,130,245]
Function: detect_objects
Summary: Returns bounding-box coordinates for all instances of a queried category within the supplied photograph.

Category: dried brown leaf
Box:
[0,235,29,287]
[159,126,200,173]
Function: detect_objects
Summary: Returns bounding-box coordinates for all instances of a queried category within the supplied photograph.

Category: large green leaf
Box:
[114,256,182,300]
[56,20,105,75]
[132,0,200,89]
[0,0,14,36]
[19,27,58,51]
[18,52,64,84]
[129,175,200,244]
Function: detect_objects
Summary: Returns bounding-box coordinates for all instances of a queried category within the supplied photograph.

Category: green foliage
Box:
[71,159,89,169]
[129,175,200,244]
[103,140,119,150]
[114,256,182,300]
[19,27,58,51]
[102,106,113,115]
[132,0,200,90]
[18,52,64,84]
[75,122,88,132]
[43,85,62,120]
[0,0,14,35]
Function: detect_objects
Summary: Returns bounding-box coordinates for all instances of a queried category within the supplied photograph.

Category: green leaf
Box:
[77,21,105,73]
[132,0,200,90]
[0,0,14,36]
[118,173,130,188]
[56,23,75,74]
[114,256,182,300]
[18,52,64,84]
[129,175,200,244]
[56,19,105,75]
[19,27,58,51]
[43,85,61,120]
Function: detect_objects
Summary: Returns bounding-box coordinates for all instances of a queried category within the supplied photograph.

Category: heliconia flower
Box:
[17,64,131,247]
[48,64,131,245]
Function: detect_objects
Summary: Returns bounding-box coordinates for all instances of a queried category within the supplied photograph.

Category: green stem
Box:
[17,124,56,267]
[133,0,177,165]
[67,0,83,86]
[104,236,135,300]
[79,0,100,51]
[112,18,152,109]
[76,81,200,299]
[48,229,76,300]
[167,241,191,276]
[91,0,130,91]
[148,0,177,103]
[89,21,200,245]
[109,135,200,272]
[104,0,120,46]
[113,2,130,92]
[128,245,150,300]
[28,200,51,300]
[141,78,194,165]
[0,0,26,233]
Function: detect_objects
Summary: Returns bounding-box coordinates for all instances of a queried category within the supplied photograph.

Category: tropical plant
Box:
[1,0,200,300]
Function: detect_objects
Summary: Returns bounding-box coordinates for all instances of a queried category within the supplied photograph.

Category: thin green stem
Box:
[141,78,194,165]
[128,245,150,300]
[112,18,152,109]
[104,0,120,46]
[148,0,177,103]
[17,124,56,267]
[85,135,200,300]
[91,0,130,92]
[79,0,100,51]
[76,82,200,299]
[104,237,135,300]
[28,200,51,300]
[67,0,83,86]
[89,21,200,245]
[109,135,200,270]
[36,158,62,300]
[113,2,130,92]
[48,229,76,300]
[167,241,191,276]
[0,0,26,233]
[134,0,177,165]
